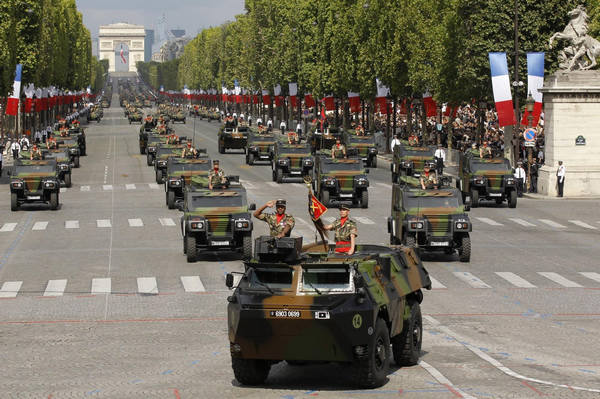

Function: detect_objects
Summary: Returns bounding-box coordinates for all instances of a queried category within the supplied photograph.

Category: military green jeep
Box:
[42,148,73,187]
[314,154,370,208]
[308,127,343,153]
[171,109,186,124]
[225,240,431,388]
[145,134,169,166]
[457,153,517,208]
[9,159,60,211]
[388,177,471,262]
[52,135,81,168]
[343,132,378,167]
[246,131,276,165]
[164,157,211,209]
[391,145,436,183]
[271,141,314,183]
[67,126,87,156]
[128,109,143,124]
[218,126,249,154]
[154,144,188,183]
[179,179,256,262]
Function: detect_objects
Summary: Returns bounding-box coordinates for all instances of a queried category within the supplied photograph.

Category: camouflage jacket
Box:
[208,169,225,186]
[257,213,295,237]
[332,218,358,242]
[331,144,346,158]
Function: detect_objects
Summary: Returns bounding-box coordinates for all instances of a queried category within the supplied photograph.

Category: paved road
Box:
[1,94,599,398]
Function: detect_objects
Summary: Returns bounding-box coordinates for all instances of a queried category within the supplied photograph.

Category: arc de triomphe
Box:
[99,23,145,73]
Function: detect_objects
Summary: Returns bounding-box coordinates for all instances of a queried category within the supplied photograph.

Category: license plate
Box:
[339,193,353,198]
[430,241,449,247]
[290,171,301,175]
[27,196,41,200]
[270,310,301,318]
[489,193,502,197]
[211,241,230,246]
[260,155,269,159]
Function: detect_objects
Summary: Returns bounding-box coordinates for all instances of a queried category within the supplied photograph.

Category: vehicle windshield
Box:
[250,135,275,143]
[471,160,511,172]
[168,162,211,173]
[404,194,461,209]
[188,194,244,209]
[321,159,363,172]
[250,267,293,290]
[400,148,434,157]
[301,266,353,293]
[44,152,69,159]
[157,148,182,157]
[148,137,165,145]
[279,145,310,154]
[346,135,374,144]
[15,164,56,174]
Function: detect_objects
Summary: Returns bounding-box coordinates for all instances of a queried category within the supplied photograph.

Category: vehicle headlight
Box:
[235,219,250,229]
[506,177,515,185]
[474,176,487,185]
[355,177,368,186]
[278,158,289,165]
[44,181,56,189]
[249,146,258,152]
[11,181,23,188]
[158,160,167,167]
[148,147,156,152]
[323,177,336,186]
[169,178,181,186]
[409,220,425,230]
[369,147,378,154]
[190,220,205,230]
[303,158,314,166]
[59,164,69,170]
[70,148,78,154]
[455,221,470,230]
[402,161,413,167]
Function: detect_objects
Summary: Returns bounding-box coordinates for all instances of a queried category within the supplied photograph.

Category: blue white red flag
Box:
[521,52,544,126]
[489,52,516,127]
[6,64,22,116]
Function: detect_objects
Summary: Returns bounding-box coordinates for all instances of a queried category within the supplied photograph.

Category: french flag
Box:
[521,52,544,126]
[6,64,22,116]
[348,92,360,113]
[489,52,516,127]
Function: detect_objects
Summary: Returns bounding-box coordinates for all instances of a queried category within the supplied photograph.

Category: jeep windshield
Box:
[301,265,353,293]
[470,160,511,172]
[346,135,374,144]
[321,160,363,172]
[168,162,211,173]
[400,148,434,157]
[250,135,274,143]
[404,194,461,208]
[279,145,310,154]
[157,148,182,157]
[250,267,294,290]
[15,164,56,174]
[188,194,244,209]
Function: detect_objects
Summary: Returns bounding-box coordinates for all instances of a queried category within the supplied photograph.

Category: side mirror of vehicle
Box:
[365,169,370,174]
[225,273,234,289]
[249,203,256,211]
[464,196,472,212]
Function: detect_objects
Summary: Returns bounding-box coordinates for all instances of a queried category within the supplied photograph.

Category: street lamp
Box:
[525,94,534,191]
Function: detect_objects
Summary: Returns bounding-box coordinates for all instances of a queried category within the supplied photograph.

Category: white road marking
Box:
[32,221,48,231]
[102,185,113,191]
[538,272,582,288]
[128,218,144,227]
[180,276,206,292]
[429,276,446,289]
[354,216,375,225]
[452,272,491,288]
[0,223,18,232]
[424,315,600,394]
[495,272,536,288]
[580,272,600,284]
[376,182,392,189]
[60,187,67,193]
[91,278,111,294]
[569,220,597,230]
[509,218,536,227]
[44,279,67,297]
[419,360,477,399]
[0,281,22,298]
[137,277,158,294]
[148,183,159,190]
[159,218,176,227]
[80,185,91,191]
[97,219,112,228]
[125,184,136,190]
[538,219,566,228]
[65,220,79,229]
[476,217,503,226]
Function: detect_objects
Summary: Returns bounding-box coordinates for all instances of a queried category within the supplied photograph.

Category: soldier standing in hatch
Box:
[323,205,358,255]
[331,138,346,159]
[30,144,42,160]
[208,159,226,189]
[181,142,197,158]
[253,199,295,238]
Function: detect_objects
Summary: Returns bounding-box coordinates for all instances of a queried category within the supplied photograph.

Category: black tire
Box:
[391,172,398,184]
[361,190,368,208]
[242,234,252,259]
[370,156,377,168]
[183,237,187,254]
[218,142,225,154]
[458,233,471,262]
[49,192,59,210]
[248,153,255,165]
[392,300,422,366]
[10,193,18,211]
[471,189,479,208]
[390,234,400,245]
[74,156,80,168]
[186,235,197,262]
[353,318,390,388]
[64,173,72,188]
[156,169,164,184]
[167,190,175,209]
[508,190,517,208]
[140,146,145,155]
[147,154,153,166]
[276,168,283,184]
[245,154,249,164]
[321,190,330,207]
[404,234,416,248]
[231,357,270,386]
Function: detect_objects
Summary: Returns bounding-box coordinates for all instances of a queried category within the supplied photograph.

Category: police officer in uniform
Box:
[253,199,295,238]
[514,161,526,197]
[323,205,358,255]
[208,160,226,190]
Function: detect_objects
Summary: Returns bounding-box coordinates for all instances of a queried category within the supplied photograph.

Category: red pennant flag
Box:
[253,95,259,104]
[348,92,361,113]
[399,98,407,114]
[289,95,298,108]
[275,96,284,107]
[309,194,328,221]
[24,98,33,113]
[322,96,335,111]
[423,92,437,117]
[262,94,271,105]
[304,93,315,108]
[375,97,388,114]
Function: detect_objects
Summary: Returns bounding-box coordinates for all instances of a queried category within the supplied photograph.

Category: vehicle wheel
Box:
[64,173,72,188]
[11,193,18,211]
[140,146,145,155]
[392,300,422,366]
[245,154,249,164]
[129,120,132,124]
[508,190,517,208]
[391,172,398,184]
[353,318,390,388]
[74,156,80,168]
[321,190,330,207]
[218,142,225,154]
[183,237,187,254]
[242,234,252,259]
[248,153,255,165]
[156,169,164,184]
[231,357,270,386]
[458,233,471,262]
[370,156,377,168]
[361,190,368,208]
[186,235,197,262]
[404,234,416,248]
[471,189,479,208]
[147,154,153,166]
[49,192,59,210]
[167,190,175,209]
[390,234,400,245]
[276,168,283,184]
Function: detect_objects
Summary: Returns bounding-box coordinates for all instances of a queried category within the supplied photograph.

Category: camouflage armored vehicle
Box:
[171,109,187,124]
[138,125,157,154]
[206,109,221,122]
[313,154,370,208]
[246,131,276,165]
[165,157,211,209]
[343,132,378,167]
[101,99,110,108]
[9,159,60,211]
[271,141,313,183]
[145,134,169,166]
[52,135,81,168]
[218,126,249,154]
[154,144,188,183]
[88,107,102,123]
[308,127,343,153]
[457,153,517,208]
[128,108,143,124]
[42,148,73,187]
[67,126,87,156]
[179,179,256,262]
[388,176,471,262]
[226,239,431,387]
[391,145,436,183]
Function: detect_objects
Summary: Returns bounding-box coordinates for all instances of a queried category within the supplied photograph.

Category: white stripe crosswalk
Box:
[538,272,582,287]
[159,218,176,227]
[0,223,18,232]
[44,279,67,296]
[509,218,536,227]
[91,278,111,294]
[354,216,375,225]
[97,219,112,228]
[539,219,566,228]
[495,272,536,288]
[65,220,79,229]
[32,221,48,231]
[0,281,22,298]
[476,217,503,226]
[180,276,206,292]
[580,272,600,284]
[102,185,113,191]
[128,218,144,227]
[452,272,491,288]
[137,277,158,294]
[569,220,597,230]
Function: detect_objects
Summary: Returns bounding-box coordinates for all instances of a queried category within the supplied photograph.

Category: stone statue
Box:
[549,5,600,71]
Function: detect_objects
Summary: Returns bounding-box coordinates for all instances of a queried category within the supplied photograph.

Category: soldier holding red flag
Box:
[323,205,358,255]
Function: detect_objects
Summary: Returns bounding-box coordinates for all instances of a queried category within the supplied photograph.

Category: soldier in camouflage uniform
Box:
[253,199,295,238]
[208,159,226,190]
[324,204,358,254]
[181,142,198,158]
[420,165,438,189]
[331,138,347,159]
[30,145,42,160]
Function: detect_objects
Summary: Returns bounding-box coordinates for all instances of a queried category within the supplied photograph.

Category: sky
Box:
[76,0,245,48]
